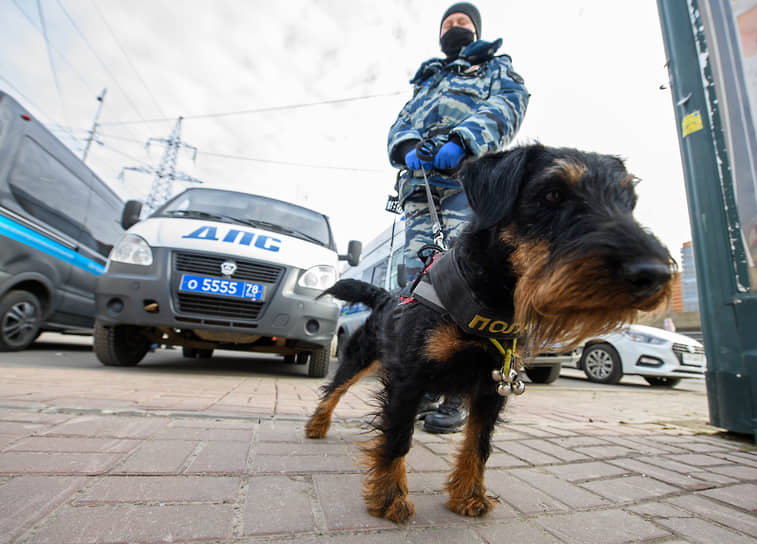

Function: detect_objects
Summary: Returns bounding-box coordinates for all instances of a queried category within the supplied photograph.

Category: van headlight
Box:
[297,265,336,292]
[109,233,153,266]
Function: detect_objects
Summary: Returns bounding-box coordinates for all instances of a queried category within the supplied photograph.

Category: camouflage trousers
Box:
[401,184,472,284]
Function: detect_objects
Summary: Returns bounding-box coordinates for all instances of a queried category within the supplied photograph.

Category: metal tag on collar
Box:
[490,338,525,397]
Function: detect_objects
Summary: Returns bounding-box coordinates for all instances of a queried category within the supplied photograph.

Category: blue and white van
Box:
[0,91,124,351]
[93,187,361,377]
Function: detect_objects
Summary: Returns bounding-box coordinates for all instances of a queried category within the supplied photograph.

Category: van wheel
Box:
[524,365,561,384]
[307,348,330,378]
[94,323,150,366]
[0,290,43,352]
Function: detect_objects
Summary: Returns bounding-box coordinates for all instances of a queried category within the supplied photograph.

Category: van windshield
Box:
[157,188,333,248]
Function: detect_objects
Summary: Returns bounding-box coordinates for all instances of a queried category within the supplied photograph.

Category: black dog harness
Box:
[403,248,526,397]
[411,248,521,341]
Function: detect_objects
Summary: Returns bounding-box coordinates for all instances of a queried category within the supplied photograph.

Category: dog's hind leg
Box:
[305,357,380,439]
[362,385,424,523]
[446,392,505,517]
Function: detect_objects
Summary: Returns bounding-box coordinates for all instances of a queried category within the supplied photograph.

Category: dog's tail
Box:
[318,279,391,309]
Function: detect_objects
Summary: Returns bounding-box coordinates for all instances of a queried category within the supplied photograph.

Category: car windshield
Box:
[157,188,333,248]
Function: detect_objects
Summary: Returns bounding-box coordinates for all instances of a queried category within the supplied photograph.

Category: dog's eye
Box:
[542,189,565,206]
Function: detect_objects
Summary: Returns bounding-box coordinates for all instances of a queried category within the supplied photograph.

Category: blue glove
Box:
[405,148,432,171]
[433,141,466,170]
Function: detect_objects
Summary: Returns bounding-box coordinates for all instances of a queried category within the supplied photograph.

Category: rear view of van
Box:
[0,91,124,351]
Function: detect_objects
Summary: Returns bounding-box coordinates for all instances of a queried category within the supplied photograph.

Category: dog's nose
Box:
[622,260,671,298]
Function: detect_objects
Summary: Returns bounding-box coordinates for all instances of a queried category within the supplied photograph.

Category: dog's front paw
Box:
[447,494,496,517]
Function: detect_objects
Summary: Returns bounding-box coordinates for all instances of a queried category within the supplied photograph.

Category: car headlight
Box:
[108,233,153,266]
[621,328,666,345]
[297,265,336,291]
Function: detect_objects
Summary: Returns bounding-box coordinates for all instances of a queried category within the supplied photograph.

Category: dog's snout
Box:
[621,260,671,297]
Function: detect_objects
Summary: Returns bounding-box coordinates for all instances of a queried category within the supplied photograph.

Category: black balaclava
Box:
[439,2,481,58]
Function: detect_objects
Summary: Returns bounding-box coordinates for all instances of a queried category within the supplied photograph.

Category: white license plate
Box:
[179,274,264,301]
[682,352,705,366]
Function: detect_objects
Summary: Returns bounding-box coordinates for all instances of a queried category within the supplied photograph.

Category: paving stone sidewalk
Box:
[1,402,755,542]
[0,346,755,543]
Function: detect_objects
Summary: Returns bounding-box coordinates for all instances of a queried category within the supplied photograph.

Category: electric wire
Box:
[35,0,70,132]
[0,74,56,120]
[88,0,167,119]
[96,130,386,173]
[10,0,95,97]
[99,90,406,126]
[54,0,166,127]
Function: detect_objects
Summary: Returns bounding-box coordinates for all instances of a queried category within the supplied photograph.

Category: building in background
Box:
[681,241,700,312]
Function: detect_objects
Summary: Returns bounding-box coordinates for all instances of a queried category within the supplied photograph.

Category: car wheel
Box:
[283,354,296,364]
[581,343,622,384]
[644,376,681,388]
[94,323,150,366]
[524,365,561,384]
[0,290,43,351]
[307,348,330,378]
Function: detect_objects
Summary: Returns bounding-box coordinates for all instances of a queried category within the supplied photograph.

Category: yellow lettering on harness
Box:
[468,315,491,331]
[489,320,507,333]
[468,314,522,335]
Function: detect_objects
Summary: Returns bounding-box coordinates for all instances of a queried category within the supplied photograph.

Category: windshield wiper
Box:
[164,209,249,226]
[242,219,326,246]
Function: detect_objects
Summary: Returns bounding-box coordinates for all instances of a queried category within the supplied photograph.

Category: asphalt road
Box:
[4,332,707,394]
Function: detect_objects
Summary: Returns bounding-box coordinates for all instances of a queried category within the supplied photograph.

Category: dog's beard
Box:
[509,241,672,354]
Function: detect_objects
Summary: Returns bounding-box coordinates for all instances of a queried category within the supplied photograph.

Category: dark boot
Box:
[423,394,467,433]
[416,393,441,420]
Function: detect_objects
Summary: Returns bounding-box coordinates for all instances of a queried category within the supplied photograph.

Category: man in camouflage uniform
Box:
[387,2,529,433]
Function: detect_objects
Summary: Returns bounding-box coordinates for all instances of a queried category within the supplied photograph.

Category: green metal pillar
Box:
[658,0,757,440]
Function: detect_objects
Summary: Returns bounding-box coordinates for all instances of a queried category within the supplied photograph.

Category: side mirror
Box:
[338,240,362,267]
[121,200,143,230]
[396,264,407,288]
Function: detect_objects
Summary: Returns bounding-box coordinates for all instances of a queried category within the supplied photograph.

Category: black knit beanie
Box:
[440,2,481,39]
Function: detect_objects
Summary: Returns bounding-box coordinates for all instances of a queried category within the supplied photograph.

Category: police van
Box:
[336,217,578,383]
[0,91,125,351]
[335,217,405,359]
[93,187,361,377]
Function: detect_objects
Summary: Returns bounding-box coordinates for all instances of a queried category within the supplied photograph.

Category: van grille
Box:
[175,252,283,283]
[177,293,265,319]
[173,252,285,321]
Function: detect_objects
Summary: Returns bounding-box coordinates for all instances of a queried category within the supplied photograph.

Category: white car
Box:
[566,324,706,387]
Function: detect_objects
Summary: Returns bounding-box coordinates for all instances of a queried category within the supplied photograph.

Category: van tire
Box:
[94,323,150,366]
[0,290,43,351]
[307,348,330,378]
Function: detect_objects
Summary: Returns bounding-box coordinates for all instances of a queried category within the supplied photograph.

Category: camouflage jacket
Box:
[387,39,529,197]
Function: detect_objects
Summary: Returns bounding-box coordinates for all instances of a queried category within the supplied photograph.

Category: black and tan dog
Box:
[305,143,673,523]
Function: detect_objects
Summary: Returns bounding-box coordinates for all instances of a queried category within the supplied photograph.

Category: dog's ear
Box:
[459,144,541,230]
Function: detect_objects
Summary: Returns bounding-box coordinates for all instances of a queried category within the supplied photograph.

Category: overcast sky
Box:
[0,0,692,259]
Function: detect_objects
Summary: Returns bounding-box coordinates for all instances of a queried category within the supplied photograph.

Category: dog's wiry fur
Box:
[305,143,673,523]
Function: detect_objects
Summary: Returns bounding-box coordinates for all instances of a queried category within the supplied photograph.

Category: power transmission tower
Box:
[118,116,203,215]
